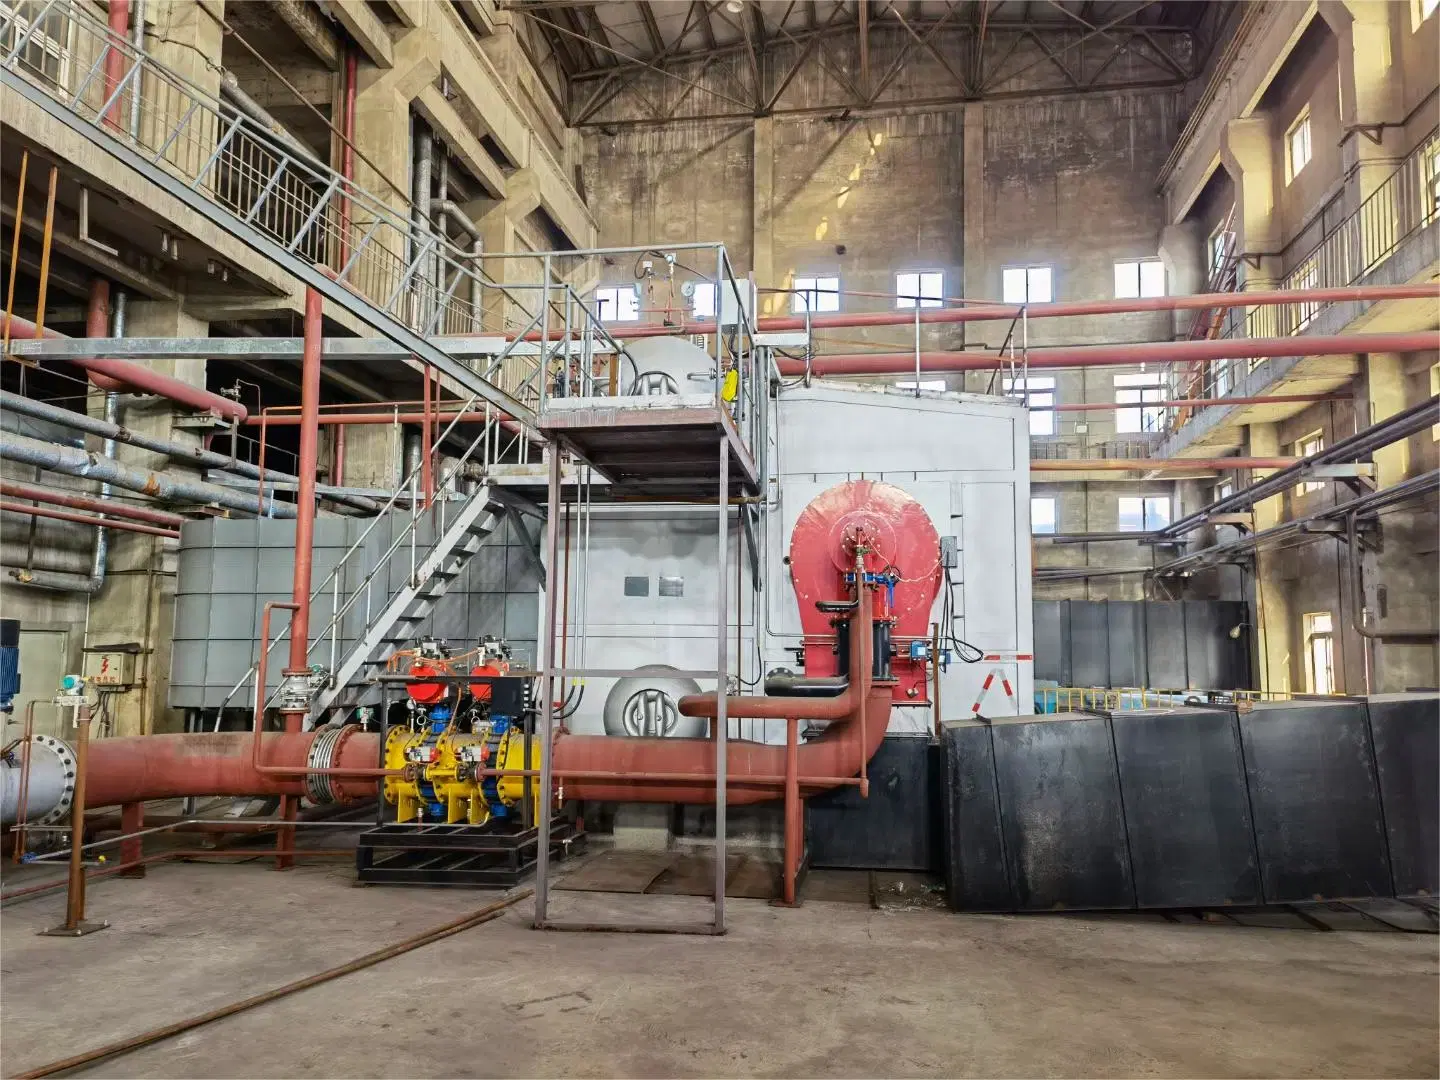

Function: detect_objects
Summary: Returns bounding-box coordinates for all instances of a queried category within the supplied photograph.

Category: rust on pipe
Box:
[0,480,186,526]
[288,289,323,674]
[0,501,181,538]
[0,315,249,420]
[519,282,1440,341]
[1032,458,1299,472]
[778,330,1440,376]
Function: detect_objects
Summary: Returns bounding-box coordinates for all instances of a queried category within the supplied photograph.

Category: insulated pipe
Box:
[775,330,1440,376]
[0,481,185,526]
[567,282,1440,341]
[0,392,377,513]
[0,430,295,518]
[219,72,328,172]
[92,286,126,590]
[127,0,145,139]
[289,288,323,673]
[0,315,248,421]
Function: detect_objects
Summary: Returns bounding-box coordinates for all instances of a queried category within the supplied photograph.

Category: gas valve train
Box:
[383,636,541,825]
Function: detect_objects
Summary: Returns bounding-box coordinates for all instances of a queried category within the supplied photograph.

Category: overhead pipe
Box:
[1,502,180,539]
[0,391,378,513]
[774,330,1440,376]
[0,430,295,518]
[0,314,248,422]
[519,282,1440,341]
[1033,457,1298,472]
[1051,392,1347,412]
[0,481,185,526]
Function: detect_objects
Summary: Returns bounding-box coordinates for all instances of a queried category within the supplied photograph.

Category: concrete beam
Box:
[384,0,425,28]
[330,0,394,68]
[0,201,179,301]
[414,85,508,200]
[273,0,341,69]
[456,0,497,36]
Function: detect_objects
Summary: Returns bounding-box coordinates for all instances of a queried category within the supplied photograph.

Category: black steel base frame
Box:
[356,816,584,888]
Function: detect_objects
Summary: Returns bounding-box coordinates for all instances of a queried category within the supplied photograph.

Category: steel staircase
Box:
[310,488,502,721]
[0,0,546,423]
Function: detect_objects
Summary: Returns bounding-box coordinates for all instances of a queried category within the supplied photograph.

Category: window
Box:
[1216,479,1234,501]
[1001,266,1053,304]
[1292,259,1320,330]
[792,275,840,313]
[896,271,943,309]
[1296,430,1325,493]
[1425,141,1440,220]
[1287,110,1312,182]
[1212,357,1232,397]
[1304,611,1336,694]
[1004,375,1057,436]
[1118,496,1172,531]
[895,379,947,392]
[593,284,639,322]
[3,1,73,88]
[1031,497,1057,535]
[1416,0,1439,28]
[690,281,717,319]
[1114,259,1166,299]
[1115,372,1166,434]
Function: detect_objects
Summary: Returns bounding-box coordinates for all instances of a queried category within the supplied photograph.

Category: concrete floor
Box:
[2,860,1437,1079]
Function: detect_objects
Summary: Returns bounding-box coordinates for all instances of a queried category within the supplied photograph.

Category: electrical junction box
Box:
[940,535,959,569]
[84,650,136,688]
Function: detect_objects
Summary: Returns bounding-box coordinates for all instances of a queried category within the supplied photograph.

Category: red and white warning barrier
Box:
[970,666,1019,716]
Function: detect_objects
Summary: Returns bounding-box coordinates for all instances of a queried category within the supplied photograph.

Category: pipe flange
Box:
[29,734,78,826]
[305,724,345,805]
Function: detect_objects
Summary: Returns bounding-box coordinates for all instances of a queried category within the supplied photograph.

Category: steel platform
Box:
[539,399,759,499]
[356,817,585,888]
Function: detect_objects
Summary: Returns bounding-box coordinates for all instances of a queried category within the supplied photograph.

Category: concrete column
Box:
[1320,1,1404,209]
[339,423,405,490]
[84,300,208,737]
[753,117,777,316]
[1366,352,1411,486]
[1158,222,1204,340]
[143,0,225,177]
[1247,421,1293,694]
[961,102,986,366]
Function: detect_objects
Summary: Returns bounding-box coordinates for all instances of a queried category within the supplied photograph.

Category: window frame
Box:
[1114,371,1167,434]
[1304,611,1336,694]
[1286,109,1313,183]
[895,270,944,309]
[593,284,640,323]
[792,275,841,314]
[5,1,74,89]
[1113,258,1166,299]
[1030,496,1057,535]
[1001,265,1054,305]
[1004,375,1058,437]
[1296,429,1326,493]
[1117,494,1172,532]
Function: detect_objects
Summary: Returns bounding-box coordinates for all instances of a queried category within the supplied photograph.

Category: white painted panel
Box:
[960,482,1020,651]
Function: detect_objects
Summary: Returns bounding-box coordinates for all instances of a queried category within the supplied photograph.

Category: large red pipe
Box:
[0,500,179,538]
[775,330,1440,376]
[288,289,323,674]
[0,314,248,422]
[102,0,130,131]
[0,480,185,526]
[527,282,1440,341]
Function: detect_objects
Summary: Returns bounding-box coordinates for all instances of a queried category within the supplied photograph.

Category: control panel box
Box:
[83,650,137,688]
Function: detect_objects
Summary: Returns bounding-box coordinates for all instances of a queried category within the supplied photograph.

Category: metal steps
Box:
[311,491,502,720]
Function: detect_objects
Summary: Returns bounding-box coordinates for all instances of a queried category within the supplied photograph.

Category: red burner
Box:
[788,479,942,704]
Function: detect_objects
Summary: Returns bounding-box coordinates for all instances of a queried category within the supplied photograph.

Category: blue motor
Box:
[0,619,19,716]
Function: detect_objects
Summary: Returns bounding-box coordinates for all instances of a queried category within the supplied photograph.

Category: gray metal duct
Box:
[0,430,295,518]
[0,391,378,513]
